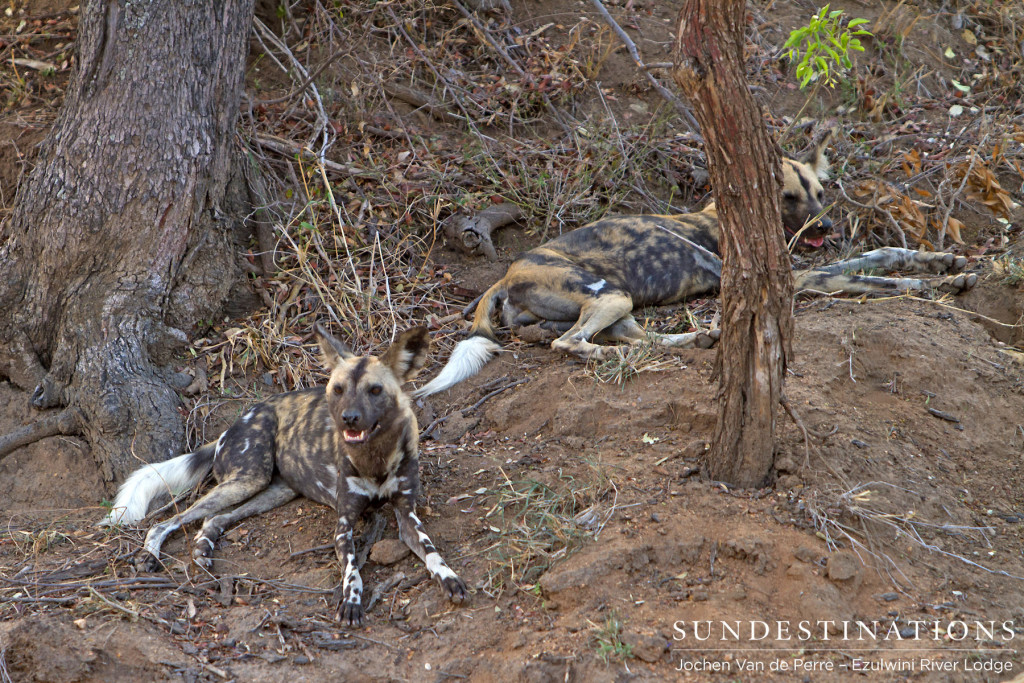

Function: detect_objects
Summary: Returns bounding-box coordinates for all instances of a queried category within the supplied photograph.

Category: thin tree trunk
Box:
[672,0,793,488]
[0,0,256,482]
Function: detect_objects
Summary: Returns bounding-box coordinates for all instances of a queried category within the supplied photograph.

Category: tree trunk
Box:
[0,0,256,483]
[672,0,793,488]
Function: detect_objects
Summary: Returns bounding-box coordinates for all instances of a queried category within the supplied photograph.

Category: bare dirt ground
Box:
[3,0,1024,681]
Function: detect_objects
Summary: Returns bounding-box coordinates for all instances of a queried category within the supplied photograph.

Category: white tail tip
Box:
[98,451,207,527]
[413,336,500,398]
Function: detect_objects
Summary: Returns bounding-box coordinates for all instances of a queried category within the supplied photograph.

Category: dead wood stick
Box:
[588,0,701,135]
[781,394,812,469]
[383,82,465,125]
[254,134,379,179]
[0,407,81,461]
[780,395,837,470]
[289,543,332,559]
[449,0,574,134]
[462,291,486,319]
[443,203,523,260]
[936,133,987,250]
[386,6,478,126]
[419,414,451,441]
[365,570,406,614]
[462,378,529,416]
[254,45,348,106]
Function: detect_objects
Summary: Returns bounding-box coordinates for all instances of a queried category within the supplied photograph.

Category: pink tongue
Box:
[803,235,825,248]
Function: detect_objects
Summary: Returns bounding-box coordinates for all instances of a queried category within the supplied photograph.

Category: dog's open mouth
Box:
[801,234,826,248]
[342,423,380,444]
[343,430,367,443]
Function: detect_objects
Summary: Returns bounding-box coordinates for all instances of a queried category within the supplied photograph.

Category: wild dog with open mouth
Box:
[101,326,468,626]
[414,146,977,397]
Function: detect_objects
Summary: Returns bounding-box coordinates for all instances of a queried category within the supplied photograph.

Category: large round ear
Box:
[802,133,833,182]
[316,323,354,371]
[382,326,430,382]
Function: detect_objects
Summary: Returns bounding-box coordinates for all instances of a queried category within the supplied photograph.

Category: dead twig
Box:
[449,0,575,134]
[588,0,700,134]
[462,378,529,416]
[383,82,466,125]
[364,570,405,615]
[253,134,378,179]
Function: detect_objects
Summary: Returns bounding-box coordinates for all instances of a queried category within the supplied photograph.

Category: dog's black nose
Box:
[341,410,360,426]
[817,216,833,231]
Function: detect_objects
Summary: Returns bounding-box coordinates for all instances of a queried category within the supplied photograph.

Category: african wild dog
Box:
[414,145,977,397]
[101,325,468,626]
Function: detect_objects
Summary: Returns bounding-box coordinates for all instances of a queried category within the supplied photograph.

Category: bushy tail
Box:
[414,281,505,397]
[98,444,216,526]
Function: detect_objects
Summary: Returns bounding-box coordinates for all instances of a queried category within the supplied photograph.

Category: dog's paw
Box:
[916,251,967,275]
[336,598,364,628]
[192,534,216,569]
[136,552,163,573]
[696,329,721,349]
[937,272,977,294]
[192,547,214,569]
[441,575,469,605]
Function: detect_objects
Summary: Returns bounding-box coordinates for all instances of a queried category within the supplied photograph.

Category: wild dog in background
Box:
[101,326,468,626]
[414,146,976,397]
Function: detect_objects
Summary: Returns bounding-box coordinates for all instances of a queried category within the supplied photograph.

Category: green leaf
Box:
[847,18,869,28]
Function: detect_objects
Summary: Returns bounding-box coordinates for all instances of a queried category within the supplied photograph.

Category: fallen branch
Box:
[253,134,379,179]
[0,407,82,461]
[589,0,701,135]
[449,0,574,134]
[383,82,466,125]
[365,570,406,614]
[443,203,523,260]
[462,378,529,416]
[780,394,836,470]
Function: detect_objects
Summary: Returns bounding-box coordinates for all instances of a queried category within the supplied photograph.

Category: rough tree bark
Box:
[0,0,257,483]
[672,0,793,487]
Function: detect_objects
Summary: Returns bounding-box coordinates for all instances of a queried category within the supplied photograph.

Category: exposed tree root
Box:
[0,407,83,461]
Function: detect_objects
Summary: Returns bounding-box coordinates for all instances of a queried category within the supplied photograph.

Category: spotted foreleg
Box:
[333,490,371,627]
[393,495,468,605]
[795,270,977,296]
[192,478,298,569]
[814,247,968,276]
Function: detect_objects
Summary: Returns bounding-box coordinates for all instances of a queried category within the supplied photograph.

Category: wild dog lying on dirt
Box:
[101,326,468,626]
[414,148,977,397]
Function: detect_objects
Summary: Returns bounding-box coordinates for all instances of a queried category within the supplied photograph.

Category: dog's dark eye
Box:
[817,190,824,201]
[783,192,798,202]
[333,384,344,395]
[369,385,383,396]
